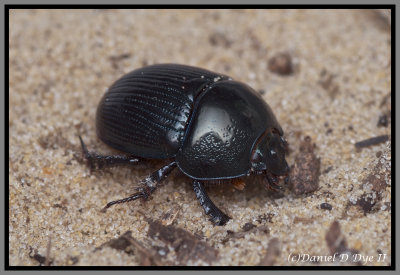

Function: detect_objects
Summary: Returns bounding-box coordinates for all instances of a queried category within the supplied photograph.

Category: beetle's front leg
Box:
[265,170,283,192]
[192,180,231,226]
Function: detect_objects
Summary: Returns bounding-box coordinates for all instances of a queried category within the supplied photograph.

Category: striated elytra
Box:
[80,64,289,226]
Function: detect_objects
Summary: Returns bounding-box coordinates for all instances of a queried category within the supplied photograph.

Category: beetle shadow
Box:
[170,172,287,213]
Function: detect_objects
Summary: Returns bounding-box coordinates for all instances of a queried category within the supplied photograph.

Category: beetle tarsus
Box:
[103,162,177,210]
[79,135,140,169]
[193,180,231,226]
[103,192,147,210]
[265,171,282,192]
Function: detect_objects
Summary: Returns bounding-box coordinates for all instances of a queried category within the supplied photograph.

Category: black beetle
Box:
[80,64,289,226]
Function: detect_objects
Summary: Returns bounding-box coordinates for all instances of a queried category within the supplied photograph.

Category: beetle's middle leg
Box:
[79,136,141,170]
[103,161,177,210]
[193,180,231,226]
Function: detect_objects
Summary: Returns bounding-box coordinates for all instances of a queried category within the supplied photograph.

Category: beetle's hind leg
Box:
[79,136,140,170]
[103,161,177,210]
[193,180,231,226]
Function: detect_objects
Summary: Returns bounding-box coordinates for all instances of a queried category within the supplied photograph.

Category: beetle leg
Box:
[103,192,146,209]
[193,180,231,226]
[265,171,282,192]
[79,136,140,170]
[103,162,177,210]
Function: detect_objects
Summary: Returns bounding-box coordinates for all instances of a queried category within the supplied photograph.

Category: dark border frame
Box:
[5,4,396,271]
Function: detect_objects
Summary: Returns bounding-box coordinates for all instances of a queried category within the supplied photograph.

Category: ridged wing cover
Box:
[96,64,229,159]
[176,81,283,180]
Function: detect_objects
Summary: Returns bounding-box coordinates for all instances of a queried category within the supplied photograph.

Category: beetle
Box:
[79,64,289,226]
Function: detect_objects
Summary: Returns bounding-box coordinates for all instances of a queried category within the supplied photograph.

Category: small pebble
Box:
[377,114,389,127]
[268,52,293,75]
[320,203,333,210]
[242,222,256,232]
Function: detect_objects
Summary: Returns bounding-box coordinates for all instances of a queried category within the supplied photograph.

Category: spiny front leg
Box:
[79,136,140,170]
[192,180,231,226]
[265,170,283,192]
[103,161,177,210]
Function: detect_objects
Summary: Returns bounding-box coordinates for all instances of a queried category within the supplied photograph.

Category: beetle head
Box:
[250,128,290,177]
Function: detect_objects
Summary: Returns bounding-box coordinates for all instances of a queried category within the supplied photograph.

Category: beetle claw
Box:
[266,183,282,192]
[210,214,231,226]
[265,172,284,192]
[103,191,147,210]
[209,213,230,226]
[79,135,95,170]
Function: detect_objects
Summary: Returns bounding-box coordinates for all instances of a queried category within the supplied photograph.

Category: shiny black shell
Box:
[176,81,282,180]
[96,64,283,180]
[96,64,230,159]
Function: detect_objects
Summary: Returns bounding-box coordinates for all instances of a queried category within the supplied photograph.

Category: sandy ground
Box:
[9,9,391,266]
